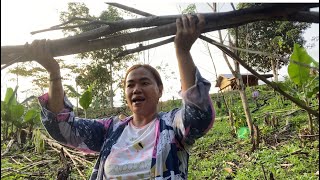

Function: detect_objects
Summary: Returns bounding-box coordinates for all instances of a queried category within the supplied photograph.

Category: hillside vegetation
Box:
[1,84,319,179]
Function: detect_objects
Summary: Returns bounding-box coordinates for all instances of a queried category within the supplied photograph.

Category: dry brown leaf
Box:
[224,167,233,174]
[280,164,293,167]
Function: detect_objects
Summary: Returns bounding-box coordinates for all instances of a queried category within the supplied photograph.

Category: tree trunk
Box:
[109,63,114,108]
[239,90,254,134]
[210,3,236,136]
[307,112,314,135]
[228,28,254,137]
[271,58,278,82]
[228,109,236,137]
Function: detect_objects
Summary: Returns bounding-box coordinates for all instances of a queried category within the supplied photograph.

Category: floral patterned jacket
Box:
[38,68,215,179]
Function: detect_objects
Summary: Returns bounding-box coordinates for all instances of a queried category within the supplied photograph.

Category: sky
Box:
[1,1,319,106]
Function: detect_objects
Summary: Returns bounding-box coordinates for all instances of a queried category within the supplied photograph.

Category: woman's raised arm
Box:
[174,14,205,92]
[25,39,64,113]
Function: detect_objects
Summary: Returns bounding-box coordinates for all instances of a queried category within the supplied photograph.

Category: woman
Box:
[28,14,215,179]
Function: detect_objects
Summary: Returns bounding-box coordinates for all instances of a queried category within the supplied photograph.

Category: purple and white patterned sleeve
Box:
[38,93,113,153]
[173,68,215,146]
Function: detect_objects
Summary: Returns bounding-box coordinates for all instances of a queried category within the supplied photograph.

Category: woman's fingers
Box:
[181,15,189,29]
[176,17,183,32]
[179,14,205,34]
[188,14,196,30]
[174,13,206,52]
[196,14,205,32]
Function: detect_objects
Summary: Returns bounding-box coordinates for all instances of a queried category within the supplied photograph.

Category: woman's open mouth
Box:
[132,97,146,105]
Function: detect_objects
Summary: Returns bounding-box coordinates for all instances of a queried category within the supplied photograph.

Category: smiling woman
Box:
[124,64,163,127]
[26,14,215,179]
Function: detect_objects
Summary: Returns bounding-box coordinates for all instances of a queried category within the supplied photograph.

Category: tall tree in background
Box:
[230,3,310,82]
[60,3,136,109]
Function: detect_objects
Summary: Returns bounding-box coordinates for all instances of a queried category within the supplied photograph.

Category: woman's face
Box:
[125,67,162,117]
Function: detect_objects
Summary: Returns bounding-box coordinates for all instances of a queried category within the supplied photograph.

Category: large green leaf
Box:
[24,109,38,123]
[1,101,7,118]
[34,112,41,125]
[79,90,92,110]
[10,104,25,122]
[288,44,313,86]
[4,87,18,105]
[65,85,81,97]
[306,75,319,98]
[4,88,13,104]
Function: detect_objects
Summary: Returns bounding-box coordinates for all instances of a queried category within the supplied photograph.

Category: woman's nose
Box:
[133,85,142,94]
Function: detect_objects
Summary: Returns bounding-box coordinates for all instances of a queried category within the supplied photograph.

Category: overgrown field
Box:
[1,85,319,179]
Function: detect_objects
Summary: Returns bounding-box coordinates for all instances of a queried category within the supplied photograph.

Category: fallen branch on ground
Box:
[1,139,15,157]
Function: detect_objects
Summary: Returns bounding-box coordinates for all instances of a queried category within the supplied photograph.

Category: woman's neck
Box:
[132,112,157,128]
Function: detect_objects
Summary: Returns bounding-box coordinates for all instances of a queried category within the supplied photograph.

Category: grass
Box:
[188,118,319,179]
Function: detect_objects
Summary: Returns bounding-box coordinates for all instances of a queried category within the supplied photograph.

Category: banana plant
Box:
[1,87,25,141]
[287,43,319,134]
[24,109,41,140]
[1,87,42,144]
[65,83,94,118]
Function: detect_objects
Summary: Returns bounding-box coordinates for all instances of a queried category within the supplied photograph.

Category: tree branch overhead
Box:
[1,3,319,66]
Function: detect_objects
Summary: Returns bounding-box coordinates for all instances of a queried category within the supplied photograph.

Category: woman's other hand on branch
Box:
[24,39,60,74]
[174,14,205,53]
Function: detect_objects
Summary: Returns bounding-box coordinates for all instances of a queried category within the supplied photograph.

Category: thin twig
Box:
[261,163,268,180]
[61,146,86,180]
[51,145,94,166]
[22,154,32,162]
[31,20,113,35]
[1,56,22,70]
[106,3,155,17]
[299,134,319,137]
[205,40,319,72]
[40,133,88,180]
[116,37,174,58]
[51,17,96,28]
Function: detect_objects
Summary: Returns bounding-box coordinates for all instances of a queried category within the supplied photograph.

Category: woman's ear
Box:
[158,86,163,98]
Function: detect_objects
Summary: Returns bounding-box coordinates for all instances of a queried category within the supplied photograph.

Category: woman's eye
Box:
[142,82,149,86]
[127,84,133,88]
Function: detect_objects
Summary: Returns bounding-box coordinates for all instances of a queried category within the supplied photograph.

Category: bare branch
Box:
[31,18,113,35]
[116,37,174,58]
[206,40,319,72]
[31,4,319,37]
[106,3,155,17]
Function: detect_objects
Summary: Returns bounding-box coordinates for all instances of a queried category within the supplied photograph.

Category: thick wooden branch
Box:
[1,3,319,67]
[199,35,319,117]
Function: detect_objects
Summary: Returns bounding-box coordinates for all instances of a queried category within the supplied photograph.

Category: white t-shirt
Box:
[104,119,156,179]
